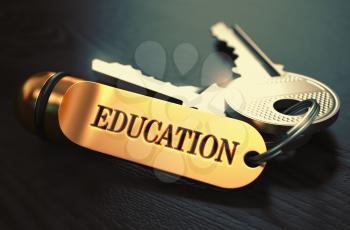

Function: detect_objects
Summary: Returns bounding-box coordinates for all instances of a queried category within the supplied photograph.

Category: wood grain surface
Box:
[1,0,350,229]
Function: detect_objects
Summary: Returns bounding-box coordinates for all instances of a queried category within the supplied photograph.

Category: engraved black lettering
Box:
[143,119,162,143]
[174,127,193,151]
[90,104,113,129]
[90,104,242,165]
[199,135,218,159]
[187,131,202,155]
[155,124,173,148]
[107,109,128,132]
[127,114,148,138]
[214,139,240,165]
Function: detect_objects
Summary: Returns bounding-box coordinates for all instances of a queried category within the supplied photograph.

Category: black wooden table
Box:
[1,0,350,229]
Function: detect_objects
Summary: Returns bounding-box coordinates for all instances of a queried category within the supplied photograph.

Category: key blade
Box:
[177,85,201,93]
[232,24,283,76]
[211,22,284,79]
[194,84,226,116]
[92,59,201,106]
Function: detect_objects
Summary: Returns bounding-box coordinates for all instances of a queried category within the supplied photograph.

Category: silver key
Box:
[92,59,231,114]
[92,21,340,136]
[92,59,201,105]
[210,22,340,134]
[92,60,229,117]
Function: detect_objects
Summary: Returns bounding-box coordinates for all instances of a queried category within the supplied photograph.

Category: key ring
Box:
[246,99,320,166]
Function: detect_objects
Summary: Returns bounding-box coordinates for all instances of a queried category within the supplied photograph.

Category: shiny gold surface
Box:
[59,82,266,188]
[16,72,81,140]
[17,72,55,134]
[43,76,82,140]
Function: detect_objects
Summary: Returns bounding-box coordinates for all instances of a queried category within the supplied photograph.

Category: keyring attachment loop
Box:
[246,99,320,166]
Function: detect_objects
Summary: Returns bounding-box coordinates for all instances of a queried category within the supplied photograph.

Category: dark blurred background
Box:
[1,0,350,229]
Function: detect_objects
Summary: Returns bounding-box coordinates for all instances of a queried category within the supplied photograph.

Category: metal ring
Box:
[34,72,67,136]
[246,99,320,165]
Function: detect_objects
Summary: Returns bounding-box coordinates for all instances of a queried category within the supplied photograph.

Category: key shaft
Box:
[211,22,285,79]
[92,59,201,106]
[233,25,282,76]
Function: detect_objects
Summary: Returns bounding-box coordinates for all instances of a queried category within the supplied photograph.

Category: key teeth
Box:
[113,62,144,77]
[211,22,242,75]
[97,59,167,86]
[92,58,202,104]
[94,58,154,79]
[211,22,235,49]
[274,64,285,73]
[211,22,284,77]
[231,67,241,76]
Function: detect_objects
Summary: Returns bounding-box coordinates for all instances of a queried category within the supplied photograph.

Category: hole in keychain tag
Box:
[58,81,266,189]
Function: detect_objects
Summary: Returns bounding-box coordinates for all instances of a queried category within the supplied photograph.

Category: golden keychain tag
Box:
[17,72,266,189]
